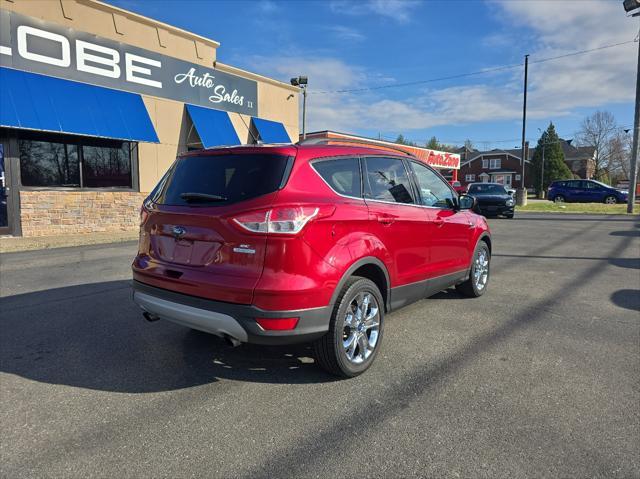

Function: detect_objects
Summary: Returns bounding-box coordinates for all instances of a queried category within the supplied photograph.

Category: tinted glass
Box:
[567,180,580,188]
[468,184,507,195]
[363,157,414,204]
[313,158,361,197]
[410,161,455,208]
[19,140,80,187]
[155,154,289,206]
[82,143,132,188]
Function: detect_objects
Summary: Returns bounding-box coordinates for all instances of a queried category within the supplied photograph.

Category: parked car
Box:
[547,179,629,204]
[467,182,515,218]
[132,144,491,377]
[449,180,467,194]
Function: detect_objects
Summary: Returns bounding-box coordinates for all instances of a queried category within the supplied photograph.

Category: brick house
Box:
[559,141,596,179]
[457,147,533,189]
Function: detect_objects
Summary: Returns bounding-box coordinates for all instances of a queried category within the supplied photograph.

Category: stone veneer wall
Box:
[19,190,147,237]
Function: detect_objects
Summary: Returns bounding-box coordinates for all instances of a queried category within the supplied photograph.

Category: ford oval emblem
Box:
[172,225,186,239]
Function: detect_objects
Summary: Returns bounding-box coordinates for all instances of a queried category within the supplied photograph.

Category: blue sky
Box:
[110,0,637,149]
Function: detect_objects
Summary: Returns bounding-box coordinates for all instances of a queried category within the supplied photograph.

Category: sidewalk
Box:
[0,231,139,253]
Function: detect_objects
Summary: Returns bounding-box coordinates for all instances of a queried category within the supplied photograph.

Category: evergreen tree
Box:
[426,136,441,150]
[531,123,572,193]
[395,134,416,146]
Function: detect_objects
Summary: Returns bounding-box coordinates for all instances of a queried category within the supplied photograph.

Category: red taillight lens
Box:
[140,204,149,225]
[255,317,299,331]
[232,205,334,235]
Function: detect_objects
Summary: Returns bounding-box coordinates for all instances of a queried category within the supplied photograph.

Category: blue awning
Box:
[0,67,159,143]
[251,117,291,143]
[185,104,240,148]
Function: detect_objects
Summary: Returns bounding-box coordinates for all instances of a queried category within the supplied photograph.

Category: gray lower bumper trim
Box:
[133,291,249,342]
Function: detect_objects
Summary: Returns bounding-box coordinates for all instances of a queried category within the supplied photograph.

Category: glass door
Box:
[0,144,8,234]
[0,143,12,236]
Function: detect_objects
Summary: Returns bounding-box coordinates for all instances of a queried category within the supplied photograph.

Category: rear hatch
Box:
[134,150,293,304]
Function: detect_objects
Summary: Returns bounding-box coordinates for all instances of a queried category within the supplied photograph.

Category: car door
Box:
[566,180,582,201]
[581,180,603,202]
[408,160,472,278]
[361,156,432,291]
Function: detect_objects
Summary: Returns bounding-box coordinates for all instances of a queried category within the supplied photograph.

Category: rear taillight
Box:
[232,205,334,235]
[256,317,299,330]
[140,204,149,225]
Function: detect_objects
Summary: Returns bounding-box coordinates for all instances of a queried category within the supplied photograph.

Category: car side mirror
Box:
[458,194,475,210]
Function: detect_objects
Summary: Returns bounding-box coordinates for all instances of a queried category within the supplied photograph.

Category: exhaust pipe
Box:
[224,335,241,347]
[142,311,160,322]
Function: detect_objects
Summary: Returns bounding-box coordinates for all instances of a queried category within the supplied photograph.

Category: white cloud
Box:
[326,25,366,42]
[329,0,421,23]
[248,0,637,137]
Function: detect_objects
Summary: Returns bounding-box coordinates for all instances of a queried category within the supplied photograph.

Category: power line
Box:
[310,39,637,95]
[378,124,634,149]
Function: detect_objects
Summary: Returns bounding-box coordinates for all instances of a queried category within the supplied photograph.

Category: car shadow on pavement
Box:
[610,289,640,313]
[609,230,640,237]
[0,281,336,393]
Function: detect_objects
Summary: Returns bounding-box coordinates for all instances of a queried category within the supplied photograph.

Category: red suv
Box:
[132,143,491,377]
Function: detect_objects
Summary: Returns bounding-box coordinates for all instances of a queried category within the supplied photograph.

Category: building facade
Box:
[0,0,299,236]
[458,148,532,189]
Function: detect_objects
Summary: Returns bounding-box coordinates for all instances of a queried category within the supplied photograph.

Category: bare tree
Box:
[609,130,633,182]
[577,111,619,182]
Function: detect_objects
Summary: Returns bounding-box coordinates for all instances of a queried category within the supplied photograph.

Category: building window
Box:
[482,159,488,169]
[515,174,521,181]
[18,135,134,189]
[82,144,132,188]
[19,140,80,187]
[465,174,475,182]
[489,159,501,169]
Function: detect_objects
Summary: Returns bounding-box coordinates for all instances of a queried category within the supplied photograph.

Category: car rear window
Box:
[312,158,362,197]
[152,154,290,206]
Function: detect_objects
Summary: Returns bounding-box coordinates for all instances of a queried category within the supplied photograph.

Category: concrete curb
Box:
[0,231,139,253]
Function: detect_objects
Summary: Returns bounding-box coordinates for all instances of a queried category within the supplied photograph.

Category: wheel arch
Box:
[330,257,391,313]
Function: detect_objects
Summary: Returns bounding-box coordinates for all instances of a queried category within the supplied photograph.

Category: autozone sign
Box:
[319,132,461,170]
[0,10,258,115]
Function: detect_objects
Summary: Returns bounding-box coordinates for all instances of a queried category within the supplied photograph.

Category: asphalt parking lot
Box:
[1,213,639,478]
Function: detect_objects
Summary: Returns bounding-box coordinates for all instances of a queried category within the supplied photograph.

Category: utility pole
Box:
[540,143,546,199]
[517,54,529,206]
[627,31,639,213]
[302,86,307,140]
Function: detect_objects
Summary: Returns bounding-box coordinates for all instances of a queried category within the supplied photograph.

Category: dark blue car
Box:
[547,179,628,204]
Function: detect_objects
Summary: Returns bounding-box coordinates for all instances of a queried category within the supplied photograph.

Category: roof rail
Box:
[297,137,416,158]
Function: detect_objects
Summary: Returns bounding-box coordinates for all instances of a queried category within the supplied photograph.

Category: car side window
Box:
[409,161,455,208]
[313,158,362,198]
[568,180,580,189]
[363,157,414,204]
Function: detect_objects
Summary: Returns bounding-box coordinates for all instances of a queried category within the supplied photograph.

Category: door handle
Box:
[432,217,445,227]
[376,214,395,225]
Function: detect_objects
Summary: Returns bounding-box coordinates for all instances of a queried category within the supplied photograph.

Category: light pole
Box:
[623,0,639,213]
[290,76,308,140]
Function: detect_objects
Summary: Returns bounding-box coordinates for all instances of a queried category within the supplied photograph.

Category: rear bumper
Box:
[132,280,330,345]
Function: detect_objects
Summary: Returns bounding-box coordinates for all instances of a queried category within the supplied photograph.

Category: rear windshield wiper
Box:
[180,192,228,202]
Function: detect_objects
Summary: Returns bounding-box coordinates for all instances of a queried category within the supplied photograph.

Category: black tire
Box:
[603,195,617,205]
[553,195,565,203]
[456,241,491,298]
[313,277,384,378]
[504,213,514,219]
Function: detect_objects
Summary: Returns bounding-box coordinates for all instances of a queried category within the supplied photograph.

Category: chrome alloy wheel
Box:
[473,249,490,291]
[342,292,380,364]
[604,195,617,204]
